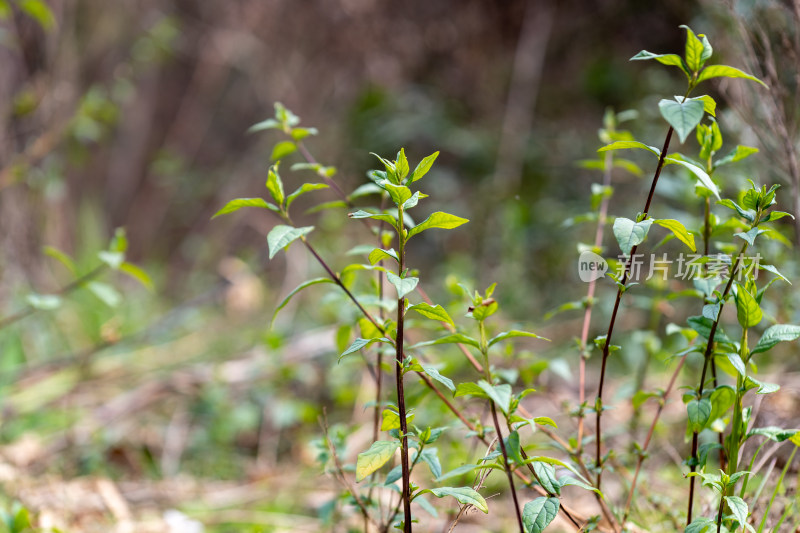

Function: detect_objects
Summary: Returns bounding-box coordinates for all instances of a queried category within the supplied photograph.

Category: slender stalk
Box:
[757,446,797,533]
[478,320,524,532]
[577,150,613,453]
[595,125,675,488]
[687,241,749,525]
[395,206,412,533]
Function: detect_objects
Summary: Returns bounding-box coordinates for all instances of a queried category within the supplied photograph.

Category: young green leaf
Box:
[654,219,696,252]
[713,145,759,169]
[630,50,690,77]
[382,180,412,206]
[407,212,468,238]
[613,217,653,255]
[356,440,400,481]
[532,462,560,496]
[658,99,705,143]
[120,262,155,291]
[407,302,454,326]
[522,497,560,533]
[488,330,549,347]
[687,398,712,432]
[395,148,409,181]
[421,364,455,392]
[368,248,399,265]
[386,272,418,299]
[248,118,281,133]
[271,140,297,161]
[340,337,382,362]
[26,293,61,310]
[477,381,512,415]
[734,283,762,329]
[212,198,278,219]
[286,183,329,209]
[697,65,767,87]
[724,496,749,528]
[411,333,481,350]
[419,448,442,479]
[680,25,706,72]
[43,246,76,275]
[419,487,488,513]
[752,324,800,354]
[664,157,720,199]
[348,210,398,228]
[267,225,314,259]
[410,151,439,182]
[597,140,661,157]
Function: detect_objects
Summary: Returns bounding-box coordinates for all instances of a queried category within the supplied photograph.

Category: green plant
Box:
[214,24,800,533]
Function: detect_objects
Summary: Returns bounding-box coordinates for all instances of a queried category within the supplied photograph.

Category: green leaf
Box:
[368,248,399,265]
[247,118,281,133]
[271,141,297,161]
[747,427,799,442]
[745,376,779,395]
[717,199,755,222]
[382,180,412,206]
[752,324,800,354]
[505,430,525,465]
[26,293,61,310]
[407,212,468,238]
[708,385,735,422]
[734,227,766,246]
[714,145,759,169]
[411,151,439,182]
[420,487,488,513]
[532,462,560,496]
[687,398,712,432]
[43,246,76,275]
[267,225,313,259]
[381,409,401,431]
[407,302,454,326]
[680,25,705,72]
[727,352,746,377]
[630,50,689,77]
[697,65,767,87]
[454,382,490,400]
[339,337,383,362]
[266,166,285,205]
[271,278,335,327]
[120,262,155,291]
[597,140,661,156]
[735,283,762,329]
[419,448,442,479]
[386,272,418,299]
[290,127,318,140]
[98,251,124,270]
[87,281,121,308]
[212,198,278,219]
[488,330,549,347]
[665,157,720,199]
[685,517,715,533]
[613,217,653,255]
[478,380,512,415]
[421,365,455,392]
[286,183,328,209]
[658,99,705,143]
[687,315,731,344]
[654,219,696,252]
[522,497,560,533]
[724,496,748,527]
[348,209,398,228]
[411,334,481,350]
[356,441,399,481]
[395,148,409,181]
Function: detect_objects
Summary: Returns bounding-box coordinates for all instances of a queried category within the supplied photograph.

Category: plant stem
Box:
[595,125,675,488]
[394,206,412,533]
[478,320,524,533]
[577,150,613,454]
[687,240,749,525]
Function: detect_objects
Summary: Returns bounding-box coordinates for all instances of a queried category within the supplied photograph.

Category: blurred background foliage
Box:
[0,0,799,531]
